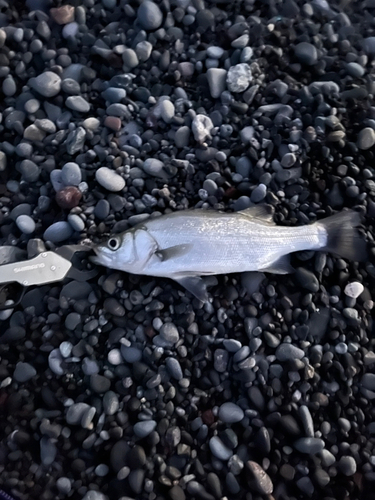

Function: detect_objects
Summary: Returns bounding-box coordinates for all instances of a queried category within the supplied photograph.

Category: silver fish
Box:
[91,206,366,301]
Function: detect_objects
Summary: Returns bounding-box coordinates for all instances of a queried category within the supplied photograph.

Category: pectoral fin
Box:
[259,255,294,274]
[156,244,193,261]
[174,276,209,302]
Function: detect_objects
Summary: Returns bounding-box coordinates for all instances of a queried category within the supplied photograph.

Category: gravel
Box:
[0,1,374,500]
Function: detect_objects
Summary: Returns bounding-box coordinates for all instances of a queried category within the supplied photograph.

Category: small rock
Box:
[275,343,305,361]
[66,95,90,113]
[206,68,227,98]
[16,215,35,234]
[44,221,73,243]
[133,420,157,438]
[137,1,163,30]
[338,455,357,476]
[95,167,125,192]
[294,437,325,454]
[13,362,37,382]
[50,5,75,24]
[192,114,214,143]
[29,71,61,97]
[294,42,318,65]
[344,281,364,299]
[246,461,273,495]
[55,186,82,209]
[357,127,375,150]
[226,63,252,93]
[209,436,233,460]
[295,267,319,292]
[218,402,244,423]
[61,162,82,186]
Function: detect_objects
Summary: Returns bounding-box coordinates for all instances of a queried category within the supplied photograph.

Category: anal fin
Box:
[174,276,209,302]
[259,254,294,274]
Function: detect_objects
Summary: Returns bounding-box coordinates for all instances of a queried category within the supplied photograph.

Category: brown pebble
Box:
[55,186,82,209]
[104,116,122,132]
[50,5,75,24]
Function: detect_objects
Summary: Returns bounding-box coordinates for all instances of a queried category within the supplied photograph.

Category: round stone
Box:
[137,1,163,30]
[294,437,325,455]
[294,42,318,65]
[61,162,82,186]
[218,402,244,423]
[3,75,16,96]
[275,343,305,362]
[16,214,35,234]
[142,158,166,178]
[344,281,364,299]
[95,167,125,192]
[338,456,357,476]
[357,127,375,150]
[44,221,73,243]
[55,186,82,209]
[29,71,61,97]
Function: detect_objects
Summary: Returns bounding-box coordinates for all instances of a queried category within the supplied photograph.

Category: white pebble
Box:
[191,114,214,143]
[344,282,364,299]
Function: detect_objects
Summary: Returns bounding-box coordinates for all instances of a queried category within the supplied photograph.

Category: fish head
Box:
[90,231,136,271]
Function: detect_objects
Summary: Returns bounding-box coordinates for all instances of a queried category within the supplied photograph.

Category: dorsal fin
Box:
[239,204,275,223]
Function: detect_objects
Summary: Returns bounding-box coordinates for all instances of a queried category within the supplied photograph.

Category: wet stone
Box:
[29,71,61,97]
[16,215,35,234]
[13,362,37,382]
[44,221,73,243]
[357,127,375,150]
[276,343,305,361]
[338,455,357,476]
[246,461,273,495]
[295,267,319,292]
[137,1,163,30]
[90,374,111,393]
[294,437,325,454]
[55,186,82,209]
[133,420,157,438]
[96,167,125,192]
[209,436,233,460]
[294,42,318,65]
[160,322,179,344]
[218,402,244,423]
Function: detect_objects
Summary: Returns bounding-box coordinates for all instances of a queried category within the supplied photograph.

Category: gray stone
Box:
[95,167,125,192]
[16,215,35,234]
[66,402,91,425]
[209,436,233,460]
[294,42,318,65]
[61,162,82,186]
[275,343,305,361]
[137,1,163,30]
[29,71,61,97]
[218,402,244,423]
[246,461,273,495]
[13,362,37,382]
[66,95,90,112]
[206,68,227,98]
[133,420,157,438]
[357,127,375,150]
[44,221,73,243]
[294,437,325,454]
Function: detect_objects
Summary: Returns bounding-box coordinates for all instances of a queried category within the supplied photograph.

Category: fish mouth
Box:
[89,245,113,267]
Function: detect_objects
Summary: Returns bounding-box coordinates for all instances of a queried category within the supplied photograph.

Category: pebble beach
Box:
[0,0,375,499]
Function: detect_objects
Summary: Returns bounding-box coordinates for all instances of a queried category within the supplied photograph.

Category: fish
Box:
[90,206,367,302]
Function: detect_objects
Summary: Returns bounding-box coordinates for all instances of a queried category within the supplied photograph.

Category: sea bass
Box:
[91,206,366,301]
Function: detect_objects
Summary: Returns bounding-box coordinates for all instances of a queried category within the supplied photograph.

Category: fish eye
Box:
[108,236,121,251]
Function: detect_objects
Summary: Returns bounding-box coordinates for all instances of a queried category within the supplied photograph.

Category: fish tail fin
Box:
[319,210,367,261]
